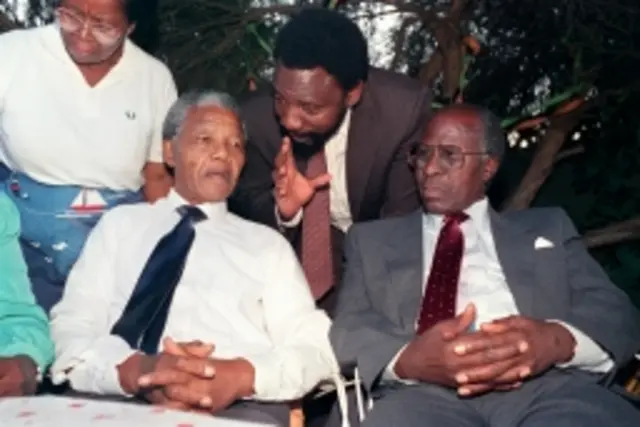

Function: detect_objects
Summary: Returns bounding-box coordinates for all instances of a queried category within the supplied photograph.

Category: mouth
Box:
[421,186,445,199]
[69,41,96,55]
[287,132,314,145]
[203,169,231,182]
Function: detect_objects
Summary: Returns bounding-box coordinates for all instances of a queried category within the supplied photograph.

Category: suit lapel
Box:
[346,87,385,220]
[383,211,424,332]
[488,209,538,317]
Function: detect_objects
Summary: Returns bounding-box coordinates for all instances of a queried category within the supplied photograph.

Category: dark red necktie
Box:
[301,150,333,300]
[416,212,468,335]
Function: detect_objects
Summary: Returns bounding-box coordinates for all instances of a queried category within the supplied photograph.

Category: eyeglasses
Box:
[54,7,123,46]
[408,144,488,170]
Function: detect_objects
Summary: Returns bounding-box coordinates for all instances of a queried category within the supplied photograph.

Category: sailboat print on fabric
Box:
[57,189,107,218]
[71,189,107,213]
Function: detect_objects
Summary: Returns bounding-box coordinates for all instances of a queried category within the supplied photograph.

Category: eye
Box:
[301,104,322,115]
[94,21,116,34]
[440,147,454,158]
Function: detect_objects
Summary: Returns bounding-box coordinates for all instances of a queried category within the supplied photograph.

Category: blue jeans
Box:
[0,165,143,312]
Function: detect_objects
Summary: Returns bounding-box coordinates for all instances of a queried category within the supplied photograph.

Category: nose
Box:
[79,20,90,39]
[279,106,304,133]
[422,150,444,178]
[209,140,230,160]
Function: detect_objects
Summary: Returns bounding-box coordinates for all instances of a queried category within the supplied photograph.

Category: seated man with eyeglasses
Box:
[330,104,640,427]
[0,0,176,312]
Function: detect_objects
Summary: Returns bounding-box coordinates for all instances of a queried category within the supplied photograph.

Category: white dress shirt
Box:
[0,25,176,190]
[50,190,339,400]
[385,198,613,381]
[277,110,353,232]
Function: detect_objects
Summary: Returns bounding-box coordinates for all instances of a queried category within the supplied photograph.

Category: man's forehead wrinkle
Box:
[275,70,336,104]
[428,119,481,141]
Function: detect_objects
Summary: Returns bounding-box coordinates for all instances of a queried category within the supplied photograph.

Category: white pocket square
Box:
[534,236,554,249]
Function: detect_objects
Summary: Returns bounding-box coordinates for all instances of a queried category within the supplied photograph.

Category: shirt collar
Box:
[338,108,352,139]
[326,109,351,153]
[167,189,228,221]
[422,197,491,232]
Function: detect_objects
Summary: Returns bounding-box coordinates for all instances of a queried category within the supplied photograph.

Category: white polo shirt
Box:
[0,24,178,191]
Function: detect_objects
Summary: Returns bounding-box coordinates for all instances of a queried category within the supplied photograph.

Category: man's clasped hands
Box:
[395,303,577,397]
[117,338,254,412]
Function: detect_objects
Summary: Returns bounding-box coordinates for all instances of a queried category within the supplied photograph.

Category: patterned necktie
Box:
[301,149,333,300]
[416,212,469,335]
[110,205,207,354]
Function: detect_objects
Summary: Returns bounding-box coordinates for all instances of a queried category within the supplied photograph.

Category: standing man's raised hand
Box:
[273,137,331,221]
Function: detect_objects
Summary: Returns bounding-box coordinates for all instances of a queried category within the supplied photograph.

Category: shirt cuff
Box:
[0,341,54,373]
[381,345,417,385]
[547,320,614,373]
[275,205,303,228]
[52,336,138,396]
[242,352,281,400]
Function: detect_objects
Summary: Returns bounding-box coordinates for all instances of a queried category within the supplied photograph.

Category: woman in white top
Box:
[0,0,177,311]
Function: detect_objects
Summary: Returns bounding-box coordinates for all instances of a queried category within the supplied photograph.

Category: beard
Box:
[283,107,349,155]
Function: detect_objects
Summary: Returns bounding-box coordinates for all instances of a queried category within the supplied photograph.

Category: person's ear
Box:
[482,157,500,183]
[163,140,176,168]
[126,23,136,37]
[345,81,364,108]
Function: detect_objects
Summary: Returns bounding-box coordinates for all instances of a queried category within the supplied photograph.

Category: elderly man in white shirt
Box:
[49,89,339,426]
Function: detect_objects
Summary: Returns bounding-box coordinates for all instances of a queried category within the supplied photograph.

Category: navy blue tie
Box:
[110,205,207,354]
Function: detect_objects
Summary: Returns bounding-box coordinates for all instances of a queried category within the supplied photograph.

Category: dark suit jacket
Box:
[329,207,640,392]
[228,68,431,285]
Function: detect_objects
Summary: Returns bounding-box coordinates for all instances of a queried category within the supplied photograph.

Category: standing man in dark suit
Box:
[229,9,431,312]
[330,104,640,426]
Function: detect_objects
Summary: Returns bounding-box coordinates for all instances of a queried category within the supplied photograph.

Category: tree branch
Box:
[501,100,590,211]
[554,144,584,164]
[389,16,413,70]
[583,217,640,248]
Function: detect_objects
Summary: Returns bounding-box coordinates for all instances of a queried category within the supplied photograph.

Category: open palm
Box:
[274,137,331,219]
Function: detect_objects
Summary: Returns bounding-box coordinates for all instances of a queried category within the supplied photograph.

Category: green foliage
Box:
[154,0,278,94]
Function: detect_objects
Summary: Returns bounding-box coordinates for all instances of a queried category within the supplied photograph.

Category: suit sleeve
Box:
[559,210,640,366]
[329,225,412,391]
[380,86,431,217]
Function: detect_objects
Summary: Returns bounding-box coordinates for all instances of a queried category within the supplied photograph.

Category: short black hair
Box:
[273,8,369,92]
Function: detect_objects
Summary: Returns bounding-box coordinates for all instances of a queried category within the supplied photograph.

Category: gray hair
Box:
[162,89,246,142]
[434,104,506,162]
[476,107,506,162]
